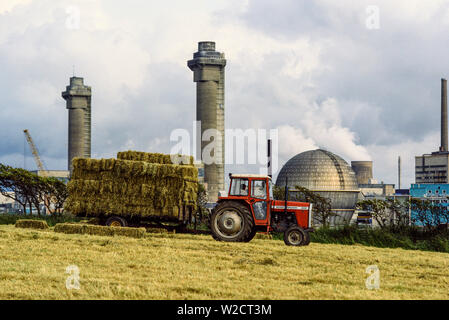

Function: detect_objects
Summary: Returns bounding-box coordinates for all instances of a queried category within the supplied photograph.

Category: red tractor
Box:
[210,174,313,246]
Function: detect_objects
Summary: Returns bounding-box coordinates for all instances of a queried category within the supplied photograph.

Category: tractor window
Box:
[269,180,273,199]
[230,178,249,196]
[253,201,267,220]
[251,180,267,199]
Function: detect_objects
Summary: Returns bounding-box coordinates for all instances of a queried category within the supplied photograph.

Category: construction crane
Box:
[23,129,55,214]
[23,129,48,177]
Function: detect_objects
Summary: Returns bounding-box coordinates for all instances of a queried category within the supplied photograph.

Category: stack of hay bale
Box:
[64,151,198,220]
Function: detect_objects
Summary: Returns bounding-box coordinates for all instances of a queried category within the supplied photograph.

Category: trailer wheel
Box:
[210,201,254,242]
[105,216,127,227]
[284,226,307,246]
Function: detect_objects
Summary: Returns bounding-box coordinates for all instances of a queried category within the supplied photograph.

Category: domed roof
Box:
[275,149,358,191]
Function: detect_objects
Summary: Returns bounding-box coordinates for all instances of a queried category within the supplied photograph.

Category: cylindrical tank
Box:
[276,149,360,226]
[351,161,373,185]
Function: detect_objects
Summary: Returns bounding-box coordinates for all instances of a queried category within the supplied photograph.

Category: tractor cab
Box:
[226,174,272,222]
[211,173,313,246]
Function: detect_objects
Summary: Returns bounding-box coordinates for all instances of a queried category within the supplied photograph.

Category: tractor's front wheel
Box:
[284,226,308,246]
[210,201,254,242]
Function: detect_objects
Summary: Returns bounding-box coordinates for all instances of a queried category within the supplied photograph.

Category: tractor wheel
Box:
[283,226,307,246]
[243,228,257,242]
[210,201,254,242]
[105,216,127,227]
[302,230,311,246]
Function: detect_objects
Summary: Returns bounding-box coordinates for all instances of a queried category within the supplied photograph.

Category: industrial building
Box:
[415,79,449,183]
[188,41,226,202]
[62,77,92,173]
[275,149,360,225]
[410,184,449,226]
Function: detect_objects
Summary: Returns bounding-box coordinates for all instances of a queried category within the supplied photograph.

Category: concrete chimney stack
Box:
[441,78,448,152]
[188,42,226,202]
[398,156,401,189]
[62,77,92,172]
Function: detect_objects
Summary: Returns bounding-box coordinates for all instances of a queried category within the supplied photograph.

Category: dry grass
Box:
[54,223,146,238]
[0,224,448,300]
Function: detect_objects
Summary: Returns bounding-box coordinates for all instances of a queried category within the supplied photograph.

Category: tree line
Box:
[0,164,68,216]
[357,198,449,233]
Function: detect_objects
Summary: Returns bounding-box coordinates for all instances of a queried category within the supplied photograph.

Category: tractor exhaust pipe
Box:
[285,176,288,214]
[267,139,272,178]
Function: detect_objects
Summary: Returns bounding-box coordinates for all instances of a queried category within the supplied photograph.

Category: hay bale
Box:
[145,227,169,234]
[65,154,198,219]
[15,219,49,230]
[117,151,193,165]
[54,223,146,238]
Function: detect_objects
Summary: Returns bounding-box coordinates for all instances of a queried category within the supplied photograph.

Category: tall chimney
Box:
[398,156,401,189]
[62,77,92,172]
[441,78,448,152]
[188,42,226,202]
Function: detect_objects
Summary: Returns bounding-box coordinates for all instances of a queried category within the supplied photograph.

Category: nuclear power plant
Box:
[188,41,226,202]
[62,77,92,172]
[415,78,449,183]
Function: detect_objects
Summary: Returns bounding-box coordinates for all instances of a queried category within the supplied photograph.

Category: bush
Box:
[15,219,49,230]
[54,223,146,238]
[0,214,81,226]
[310,225,449,253]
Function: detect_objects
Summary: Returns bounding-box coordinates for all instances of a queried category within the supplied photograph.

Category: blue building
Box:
[410,184,449,226]
[410,184,449,200]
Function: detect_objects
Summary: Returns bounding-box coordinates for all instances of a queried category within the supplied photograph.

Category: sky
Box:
[1,0,449,188]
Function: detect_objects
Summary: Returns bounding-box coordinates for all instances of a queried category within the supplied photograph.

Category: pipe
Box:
[267,139,272,178]
[442,78,448,152]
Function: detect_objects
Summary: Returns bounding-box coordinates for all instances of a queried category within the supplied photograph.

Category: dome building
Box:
[275,149,360,226]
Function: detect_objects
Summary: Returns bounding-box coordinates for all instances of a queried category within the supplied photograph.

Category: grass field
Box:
[0,224,448,299]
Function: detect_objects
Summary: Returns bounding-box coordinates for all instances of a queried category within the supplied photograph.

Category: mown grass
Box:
[0,224,448,299]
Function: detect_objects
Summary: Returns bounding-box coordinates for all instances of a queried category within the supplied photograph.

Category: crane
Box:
[23,129,54,214]
[23,129,48,177]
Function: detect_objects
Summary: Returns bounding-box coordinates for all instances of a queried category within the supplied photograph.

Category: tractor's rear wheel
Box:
[243,228,257,242]
[210,201,254,242]
[105,216,127,227]
[284,226,307,246]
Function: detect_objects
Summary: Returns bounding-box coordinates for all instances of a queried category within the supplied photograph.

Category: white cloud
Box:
[0,0,447,191]
[0,0,32,14]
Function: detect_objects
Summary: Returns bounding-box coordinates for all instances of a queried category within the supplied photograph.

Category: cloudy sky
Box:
[1,0,449,187]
